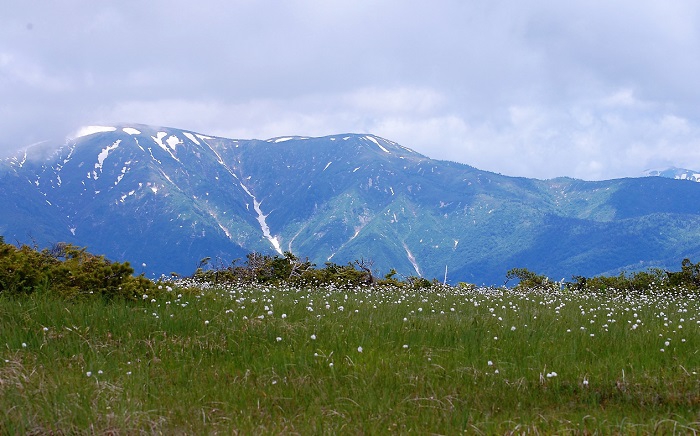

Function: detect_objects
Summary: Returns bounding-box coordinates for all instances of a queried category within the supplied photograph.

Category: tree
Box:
[506,267,559,291]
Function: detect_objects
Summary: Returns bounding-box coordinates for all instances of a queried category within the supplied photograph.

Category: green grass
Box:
[2,281,700,433]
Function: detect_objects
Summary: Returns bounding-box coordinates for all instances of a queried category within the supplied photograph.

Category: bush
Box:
[190,252,429,288]
[565,260,700,294]
[0,239,157,300]
[506,267,560,292]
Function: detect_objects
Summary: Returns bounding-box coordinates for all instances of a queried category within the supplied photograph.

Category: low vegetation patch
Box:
[2,242,700,432]
[0,237,157,300]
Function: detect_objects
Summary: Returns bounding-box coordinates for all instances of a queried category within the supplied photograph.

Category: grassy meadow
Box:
[2,280,700,434]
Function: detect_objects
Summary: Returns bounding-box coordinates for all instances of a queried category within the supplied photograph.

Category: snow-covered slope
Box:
[644,167,700,183]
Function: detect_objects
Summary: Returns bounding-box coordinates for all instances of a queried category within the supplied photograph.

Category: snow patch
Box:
[74,126,116,138]
[196,134,213,140]
[93,140,121,180]
[152,132,168,150]
[122,127,141,135]
[151,132,181,162]
[365,135,390,153]
[323,161,332,171]
[200,139,240,181]
[115,164,129,185]
[240,182,283,254]
[183,132,201,145]
[119,188,137,204]
[217,223,232,239]
[273,137,293,143]
[402,242,421,277]
[13,152,27,168]
[166,135,182,149]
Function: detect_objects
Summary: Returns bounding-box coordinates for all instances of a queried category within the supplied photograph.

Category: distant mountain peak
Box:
[644,167,700,183]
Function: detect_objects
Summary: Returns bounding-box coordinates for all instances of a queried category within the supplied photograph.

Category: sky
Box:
[2,0,700,180]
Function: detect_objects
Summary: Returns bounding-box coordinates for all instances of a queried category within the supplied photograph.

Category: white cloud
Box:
[2,1,700,180]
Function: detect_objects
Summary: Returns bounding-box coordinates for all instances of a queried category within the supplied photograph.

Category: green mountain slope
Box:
[2,124,700,284]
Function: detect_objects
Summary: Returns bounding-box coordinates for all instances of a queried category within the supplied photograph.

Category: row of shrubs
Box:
[192,252,700,294]
[0,239,435,300]
[3,236,700,300]
[190,252,436,289]
[0,237,157,300]
[505,259,700,293]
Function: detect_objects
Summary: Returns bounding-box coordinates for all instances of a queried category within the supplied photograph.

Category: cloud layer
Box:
[2,0,700,180]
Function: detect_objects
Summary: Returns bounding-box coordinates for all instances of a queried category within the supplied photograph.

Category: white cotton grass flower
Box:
[310,334,316,340]
[357,346,363,353]
[402,344,409,349]
[276,337,282,342]
[86,371,92,377]
[487,360,493,366]
[21,342,27,348]
[546,371,558,378]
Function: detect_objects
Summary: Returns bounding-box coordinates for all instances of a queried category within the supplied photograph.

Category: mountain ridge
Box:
[644,167,700,183]
[3,124,700,284]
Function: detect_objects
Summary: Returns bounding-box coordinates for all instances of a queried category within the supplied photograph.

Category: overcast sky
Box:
[2,0,700,180]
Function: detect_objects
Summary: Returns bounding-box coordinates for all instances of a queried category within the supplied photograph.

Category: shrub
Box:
[506,267,560,292]
[566,260,699,294]
[0,239,157,300]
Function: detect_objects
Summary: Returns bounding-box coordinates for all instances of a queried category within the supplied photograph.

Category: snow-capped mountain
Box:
[644,167,700,183]
[3,124,700,284]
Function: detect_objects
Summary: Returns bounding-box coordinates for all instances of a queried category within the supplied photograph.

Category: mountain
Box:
[3,124,700,285]
[644,167,700,183]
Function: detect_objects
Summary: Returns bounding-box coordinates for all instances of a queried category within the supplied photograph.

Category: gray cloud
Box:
[2,0,700,180]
